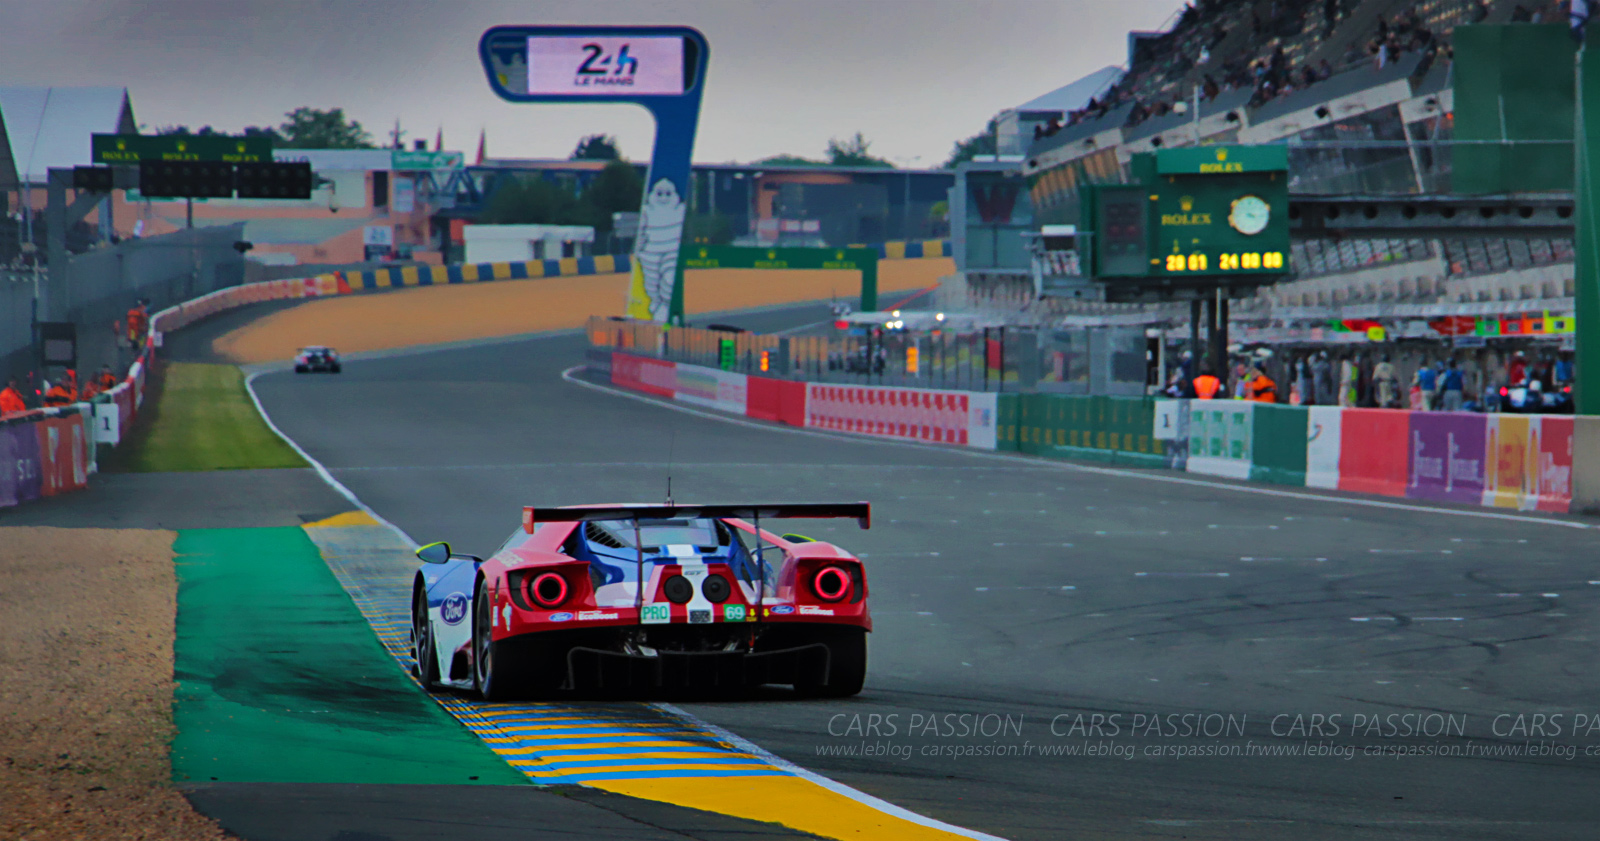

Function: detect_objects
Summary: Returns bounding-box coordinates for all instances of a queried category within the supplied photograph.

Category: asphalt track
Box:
[251,301,1600,840]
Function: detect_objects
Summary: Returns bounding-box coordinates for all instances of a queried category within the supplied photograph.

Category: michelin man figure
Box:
[635,177,687,321]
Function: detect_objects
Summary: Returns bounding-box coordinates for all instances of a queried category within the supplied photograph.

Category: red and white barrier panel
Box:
[806,384,996,449]
[605,353,999,450]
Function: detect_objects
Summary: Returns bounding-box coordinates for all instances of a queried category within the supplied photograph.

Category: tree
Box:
[155,125,223,136]
[478,175,582,225]
[754,153,825,167]
[825,132,893,168]
[577,160,643,232]
[277,107,376,149]
[571,134,621,160]
[944,119,998,169]
[686,213,734,245]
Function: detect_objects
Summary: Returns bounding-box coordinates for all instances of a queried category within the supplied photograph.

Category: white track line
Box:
[245,365,1005,841]
[562,365,1591,531]
[243,370,418,549]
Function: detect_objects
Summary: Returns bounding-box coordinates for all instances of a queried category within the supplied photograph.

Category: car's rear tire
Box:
[794,626,866,698]
[294,366,307,373]
[412,585,440,687]
[330,364,341,374]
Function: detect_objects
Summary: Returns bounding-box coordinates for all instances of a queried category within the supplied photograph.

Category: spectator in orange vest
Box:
[1193,371,1224,399]
[43,380,76,407]
[1247,363,1278,403]
[127,303,149,346]
[96,365,117,391]
[0,378,26,415]
[80,380,100,401]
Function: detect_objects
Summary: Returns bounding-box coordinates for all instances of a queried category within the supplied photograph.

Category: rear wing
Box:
[522,502,870,533]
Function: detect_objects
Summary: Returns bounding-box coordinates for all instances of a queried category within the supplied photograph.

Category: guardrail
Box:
[1164,399,1586,514]
[593,330,1598,514]
[0,403,95,508]
[586,316,1024,391]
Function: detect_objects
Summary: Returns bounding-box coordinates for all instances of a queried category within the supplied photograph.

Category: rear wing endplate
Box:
[522,502,870,533]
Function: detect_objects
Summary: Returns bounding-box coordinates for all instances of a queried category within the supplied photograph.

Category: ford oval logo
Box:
[771,604,795,615]
[548,612,574,622]
[440,593,469,625]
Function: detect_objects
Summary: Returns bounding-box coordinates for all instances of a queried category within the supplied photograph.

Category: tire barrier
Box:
[1170,399,1578,514]
[335,240,949,293]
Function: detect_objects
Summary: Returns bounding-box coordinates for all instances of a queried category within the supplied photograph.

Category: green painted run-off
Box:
[171,527,526,785]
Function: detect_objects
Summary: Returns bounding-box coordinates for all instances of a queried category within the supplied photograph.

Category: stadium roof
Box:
[1009,67,1123,117]
[0,86,136,187]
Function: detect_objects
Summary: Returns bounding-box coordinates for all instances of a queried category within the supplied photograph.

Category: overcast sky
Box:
[2,0,1185,167]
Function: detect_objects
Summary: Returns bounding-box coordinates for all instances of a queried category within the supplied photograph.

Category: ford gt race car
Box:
[410,502,871,700]
[293,346,341,373]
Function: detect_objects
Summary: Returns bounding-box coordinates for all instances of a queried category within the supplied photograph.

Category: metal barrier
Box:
[586,316,1026,391]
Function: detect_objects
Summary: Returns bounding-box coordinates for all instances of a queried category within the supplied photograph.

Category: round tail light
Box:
[663,574,694,604]
[702,574,731,603]
[811,566,851,603]
[528,572,569,609]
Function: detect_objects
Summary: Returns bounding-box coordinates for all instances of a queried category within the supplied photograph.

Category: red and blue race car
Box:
[410,502,871,700]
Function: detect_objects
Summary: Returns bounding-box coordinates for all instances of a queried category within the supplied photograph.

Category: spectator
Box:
[1415,359,1438,410]
[1338,354,1358,407]
[1372,354,1400,408]
[1193,369,1224,399]
[1247,362,1279,403]
[0,377,26,415]
[43,371,77,407]
[1312,350,1334,405]
[1319,59,1334,79]
[1294,354,1313,405]
[1508,351,1528,386]
[96,365,117,391]
[1440,359,1465,411]
[1555,354,1574,385]
[126,301,149,348]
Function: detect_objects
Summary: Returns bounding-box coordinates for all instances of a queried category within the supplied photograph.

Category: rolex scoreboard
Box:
[1082,145,1290,299]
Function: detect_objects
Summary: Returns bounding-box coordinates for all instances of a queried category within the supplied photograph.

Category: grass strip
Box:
[171,527,528,785]
[117,362,306,472]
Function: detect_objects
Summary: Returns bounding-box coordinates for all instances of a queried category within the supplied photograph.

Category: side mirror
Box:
[416,542,451,564]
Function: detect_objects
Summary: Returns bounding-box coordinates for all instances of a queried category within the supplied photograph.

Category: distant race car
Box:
[294,346,341,374]
[410,502,871,700]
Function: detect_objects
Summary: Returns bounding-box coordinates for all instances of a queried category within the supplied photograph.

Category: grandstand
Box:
[953,0,1575,326]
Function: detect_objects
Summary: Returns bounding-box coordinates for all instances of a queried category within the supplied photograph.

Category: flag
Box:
[475,129,487,166]
[434,126,443,152]
[1575,0,1590,42]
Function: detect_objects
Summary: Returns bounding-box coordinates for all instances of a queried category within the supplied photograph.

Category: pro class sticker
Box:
[641,603,671,624]
[440,593,469,625]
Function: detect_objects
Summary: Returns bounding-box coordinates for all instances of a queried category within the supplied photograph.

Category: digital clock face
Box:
[1228,195,1271,236]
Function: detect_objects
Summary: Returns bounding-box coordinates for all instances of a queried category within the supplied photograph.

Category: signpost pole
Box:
[860,257,878,312]
[1575,39,1600,413]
